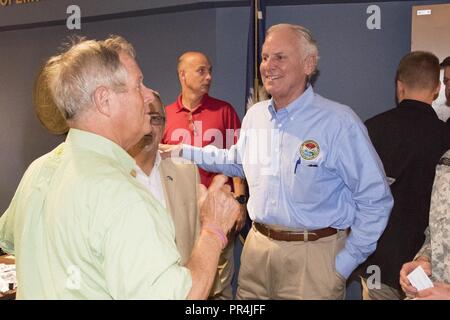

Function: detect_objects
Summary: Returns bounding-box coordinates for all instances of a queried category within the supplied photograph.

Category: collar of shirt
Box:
[175,94,210,114]
[134,152,162,179]
[398,99,438,118]
[133,153,166,208]
[66,128,135,176]
[267,85,315,121]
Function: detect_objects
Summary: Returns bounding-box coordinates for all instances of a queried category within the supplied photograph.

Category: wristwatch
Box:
[235,195,248,205]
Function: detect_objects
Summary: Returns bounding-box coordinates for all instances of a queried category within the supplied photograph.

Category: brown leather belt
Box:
[254,222,337,242]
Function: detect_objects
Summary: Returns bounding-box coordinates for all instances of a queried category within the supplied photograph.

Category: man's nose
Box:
[261,58,274,72]
[266,57,278,69]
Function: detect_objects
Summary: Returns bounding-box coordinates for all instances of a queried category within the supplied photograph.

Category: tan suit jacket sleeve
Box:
[160,158,233,299]
[159,158,201,265]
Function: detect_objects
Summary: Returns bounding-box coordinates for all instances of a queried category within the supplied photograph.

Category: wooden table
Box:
[0,254,16,300]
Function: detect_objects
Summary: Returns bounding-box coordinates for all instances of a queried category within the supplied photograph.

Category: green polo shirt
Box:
[0,129,191,299]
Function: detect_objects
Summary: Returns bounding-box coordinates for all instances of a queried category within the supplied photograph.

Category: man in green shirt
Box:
[0,36,239,299]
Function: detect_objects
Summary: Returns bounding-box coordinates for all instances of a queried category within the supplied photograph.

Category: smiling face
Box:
[260,26,315,110]
[179,52,212,97]
[111,53,155,149]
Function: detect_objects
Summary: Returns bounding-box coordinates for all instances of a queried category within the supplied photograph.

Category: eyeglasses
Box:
[149,114,165,126]
[187,112,198,136]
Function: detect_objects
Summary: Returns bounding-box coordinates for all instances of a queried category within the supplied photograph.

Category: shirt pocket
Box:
[290,162,323,204]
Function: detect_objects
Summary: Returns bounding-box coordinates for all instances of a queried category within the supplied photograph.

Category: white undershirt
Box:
[134,153,166,208]
[433,102,450,122]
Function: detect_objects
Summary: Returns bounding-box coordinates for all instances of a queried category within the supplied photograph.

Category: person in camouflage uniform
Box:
[400,150,450,299]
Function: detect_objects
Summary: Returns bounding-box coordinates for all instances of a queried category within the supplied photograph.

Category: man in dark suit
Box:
[360,51,450,299]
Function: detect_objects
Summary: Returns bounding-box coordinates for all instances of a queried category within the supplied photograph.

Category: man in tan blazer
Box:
[128,93,232,299]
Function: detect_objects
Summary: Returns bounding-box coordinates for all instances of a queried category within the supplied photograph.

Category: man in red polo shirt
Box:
[163,51,246,299]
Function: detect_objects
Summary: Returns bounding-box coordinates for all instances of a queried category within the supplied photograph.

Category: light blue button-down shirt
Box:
[182,86,393,278]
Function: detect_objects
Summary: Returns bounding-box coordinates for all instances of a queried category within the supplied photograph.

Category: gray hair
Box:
[267,23,319,74]
[151,90,166,117]
[46,35,135,120]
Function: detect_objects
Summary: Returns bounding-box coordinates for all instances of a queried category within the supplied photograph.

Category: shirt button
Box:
[271,200,276,204]
[278,124,282,128]
[290,117,294,121]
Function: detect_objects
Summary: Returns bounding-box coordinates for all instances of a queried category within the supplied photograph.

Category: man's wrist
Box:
[202,224,228,249]
[414,255,431,263]
[201,229,223,249]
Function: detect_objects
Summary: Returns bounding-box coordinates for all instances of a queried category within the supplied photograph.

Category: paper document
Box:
[407,265,434,291]
[0,263,16,293]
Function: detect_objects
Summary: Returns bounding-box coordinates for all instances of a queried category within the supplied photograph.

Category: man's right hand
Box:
[198,174,240,236]
[399,257,432,298]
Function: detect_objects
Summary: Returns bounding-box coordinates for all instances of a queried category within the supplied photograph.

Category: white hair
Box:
[46,35,135,120]
[267,23,319,74]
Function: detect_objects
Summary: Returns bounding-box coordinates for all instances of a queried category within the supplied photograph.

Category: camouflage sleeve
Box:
[415,226,431,261]
[415,150,450,262]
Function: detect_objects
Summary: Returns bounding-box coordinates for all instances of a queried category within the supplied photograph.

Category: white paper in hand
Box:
[407,265,434,291]
[0,277,8,293]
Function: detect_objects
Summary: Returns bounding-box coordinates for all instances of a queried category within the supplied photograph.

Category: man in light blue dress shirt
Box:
[161,23,393,299]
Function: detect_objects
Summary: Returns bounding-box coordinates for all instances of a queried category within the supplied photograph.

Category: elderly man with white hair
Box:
[0,36,239,300]
[161,23,393,299]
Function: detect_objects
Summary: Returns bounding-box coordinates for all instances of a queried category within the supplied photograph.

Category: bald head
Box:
[177,51,212,97]
[177,51,210,73]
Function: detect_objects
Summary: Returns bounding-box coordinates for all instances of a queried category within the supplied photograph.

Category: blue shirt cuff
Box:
[335,249,359,279]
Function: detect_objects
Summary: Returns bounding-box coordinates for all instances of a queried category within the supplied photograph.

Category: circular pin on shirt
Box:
[300,140,320,160]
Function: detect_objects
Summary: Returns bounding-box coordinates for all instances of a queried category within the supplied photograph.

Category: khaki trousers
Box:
[236,225,347,300]
[361,277,404,300]
[209,230,235,300]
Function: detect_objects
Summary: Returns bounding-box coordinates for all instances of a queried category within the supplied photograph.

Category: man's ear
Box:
[92,86,111,117]
[396,80,405,103]
[304,54,317,77]
[179,69,186,81]
[432,82,441,100]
